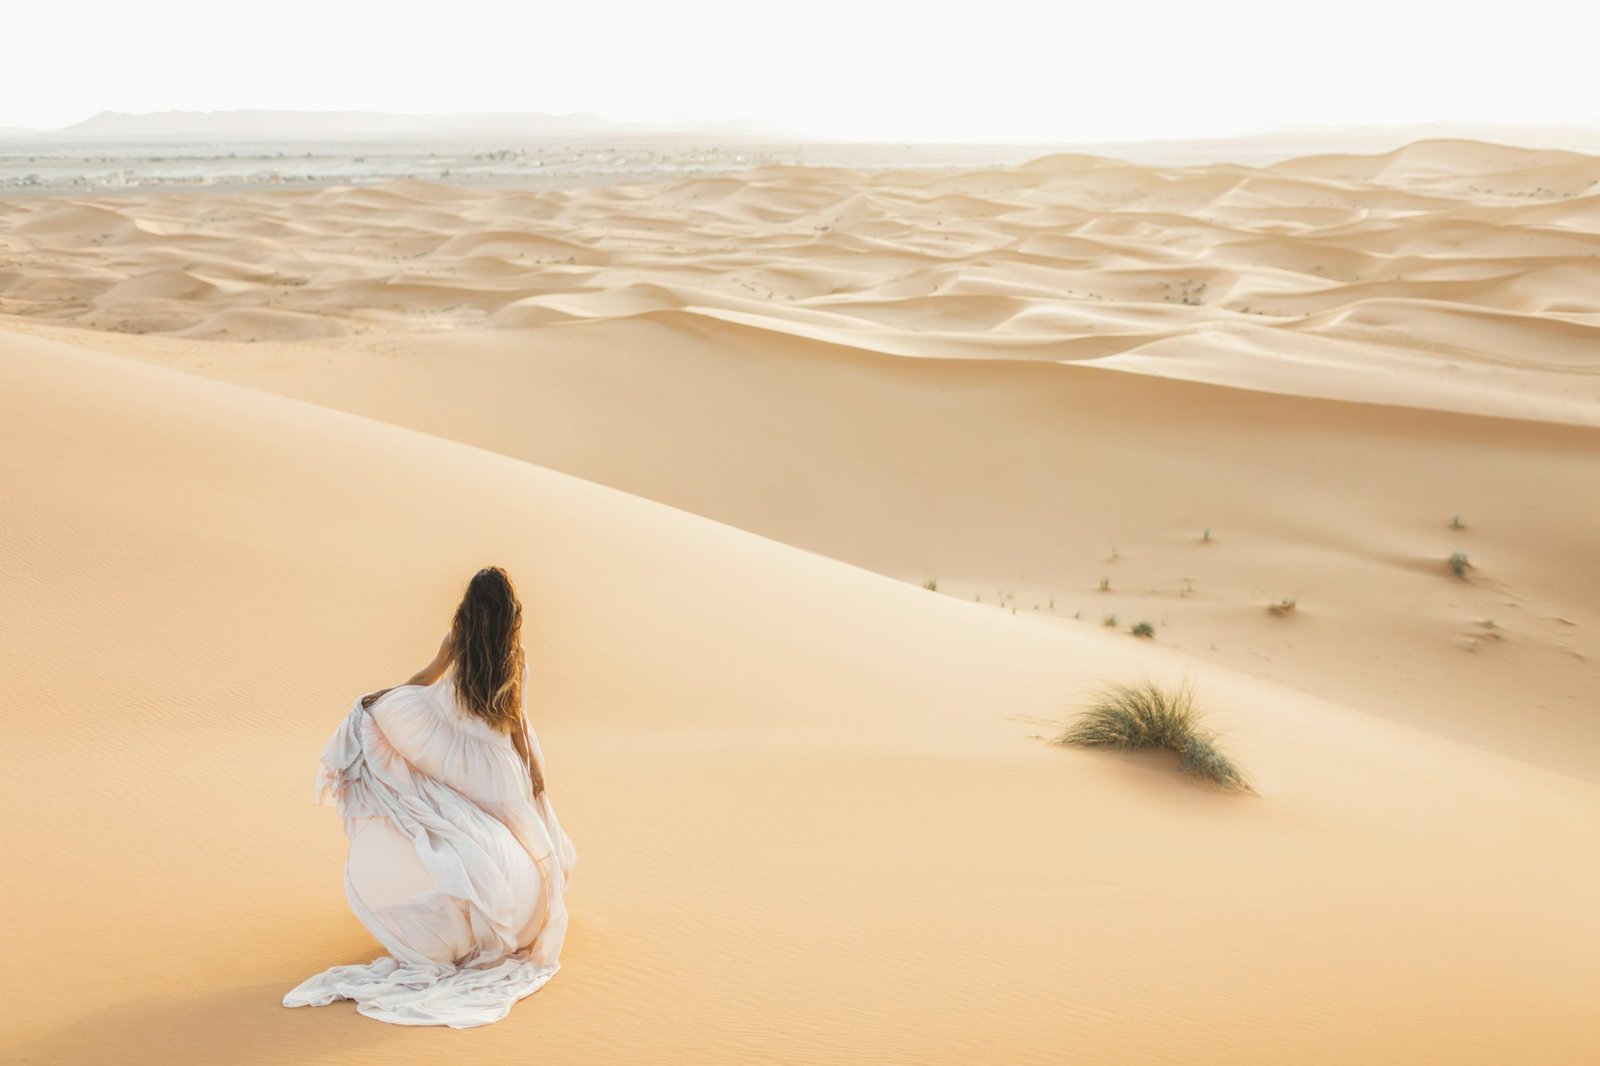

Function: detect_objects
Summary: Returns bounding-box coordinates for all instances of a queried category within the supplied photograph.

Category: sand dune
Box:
[3,318,1597,1064]
[2,138,1598,1063]
[47,305,1593,782]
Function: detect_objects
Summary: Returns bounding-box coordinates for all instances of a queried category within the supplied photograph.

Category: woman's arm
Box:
[362,631,454,708]
[510,717,545,797]
[510,658,544,796]
[404,630,455,686]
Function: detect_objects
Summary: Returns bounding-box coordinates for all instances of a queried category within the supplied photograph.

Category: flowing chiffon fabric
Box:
[282,657,576,1027]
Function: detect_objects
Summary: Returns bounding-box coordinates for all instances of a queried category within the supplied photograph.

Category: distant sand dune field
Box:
[2,139,1598,1064]
[4,139,1600,421]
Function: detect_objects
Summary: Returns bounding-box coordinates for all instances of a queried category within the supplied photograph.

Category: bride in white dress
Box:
[283,566,576,1028]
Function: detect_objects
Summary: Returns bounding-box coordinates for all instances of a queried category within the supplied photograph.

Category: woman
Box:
[283,566,576,1028]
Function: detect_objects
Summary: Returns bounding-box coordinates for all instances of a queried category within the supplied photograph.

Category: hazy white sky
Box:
[6,0,1598,140]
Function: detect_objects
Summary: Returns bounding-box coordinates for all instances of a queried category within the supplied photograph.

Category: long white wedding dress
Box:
[283,655,576,1027]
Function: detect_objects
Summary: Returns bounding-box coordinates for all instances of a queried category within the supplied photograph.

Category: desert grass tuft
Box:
[1130,621,1156,638]
[1449,550,1470,578]
[923,578,938,592]
[1057,680,1251,791]
[1267,597,1297,616]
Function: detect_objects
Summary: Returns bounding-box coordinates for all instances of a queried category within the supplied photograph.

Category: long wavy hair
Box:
[447,566,525,734]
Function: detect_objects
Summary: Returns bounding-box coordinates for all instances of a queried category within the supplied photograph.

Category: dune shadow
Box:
[7,977,429,1066]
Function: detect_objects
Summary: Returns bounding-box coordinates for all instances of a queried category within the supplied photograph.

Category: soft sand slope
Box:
[2,316,1599,1065]
[2,139,1599,1063]
[42,314,1599,784]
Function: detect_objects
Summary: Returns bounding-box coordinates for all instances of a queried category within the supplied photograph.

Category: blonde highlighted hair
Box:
[448,566,525,734]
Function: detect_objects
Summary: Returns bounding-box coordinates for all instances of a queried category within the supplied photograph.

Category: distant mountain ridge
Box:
[34,109,788,141]
[1120,121,1600,157]
[5,112,1600,162]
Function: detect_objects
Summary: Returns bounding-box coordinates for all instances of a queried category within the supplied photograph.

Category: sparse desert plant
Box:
[1056,679,1251,791]
[923,578,938,592]
[1267,598,1297,616]
[1449,550,1470,578]
[1130,621,1156,638]
[1099,576,1111,591]
[1202,528,1213,543]
[1450,513,1465,530]
[1103,613,1118,627]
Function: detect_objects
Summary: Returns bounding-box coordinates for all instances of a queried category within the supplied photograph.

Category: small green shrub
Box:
[1057,679,1251,791]
[1450,513,1465,530]
[1131,621,1155,638]
[1449,551,1470,578]
[923,578,938,591]
[1099,576,1111,591]
[1103,613,1118,627]
[1267,598,1297,616]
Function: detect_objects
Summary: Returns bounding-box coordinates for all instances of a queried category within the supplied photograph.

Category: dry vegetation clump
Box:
[1057,679,1252,792]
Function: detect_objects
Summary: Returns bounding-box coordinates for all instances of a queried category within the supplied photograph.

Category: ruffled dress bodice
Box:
[363,669,533,806]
